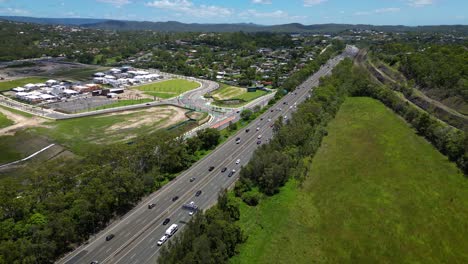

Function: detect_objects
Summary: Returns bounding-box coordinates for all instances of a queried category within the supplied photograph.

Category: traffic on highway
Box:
[58,46,357,264]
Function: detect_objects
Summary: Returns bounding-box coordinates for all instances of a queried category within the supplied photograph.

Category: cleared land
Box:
[210,83,268,106]
[0,77,48,91]
[135,79,200,99]
[41,66,109,81]
[0,105,193,165]
[231,97,468,264]
[81,98,153,112]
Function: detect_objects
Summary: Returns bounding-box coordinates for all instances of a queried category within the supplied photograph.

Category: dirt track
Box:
[0,107,47,136]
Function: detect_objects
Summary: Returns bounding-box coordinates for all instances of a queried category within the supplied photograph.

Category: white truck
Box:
[165,224,178,237]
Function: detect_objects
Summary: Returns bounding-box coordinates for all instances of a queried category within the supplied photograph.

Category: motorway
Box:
[57,46,358,264]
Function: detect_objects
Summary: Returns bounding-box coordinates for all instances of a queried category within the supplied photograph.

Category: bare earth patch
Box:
[0,107,47,136]
[104,106,188,132]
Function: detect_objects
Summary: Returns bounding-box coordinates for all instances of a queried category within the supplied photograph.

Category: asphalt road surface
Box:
[57,47,357,264]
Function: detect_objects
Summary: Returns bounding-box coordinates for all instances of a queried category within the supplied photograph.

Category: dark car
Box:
[257,140,262,145]
[172,196,179,202]
[105,234,115,241]
[228,169,236,177]
[208,166,215,171]
[148,203,156,209]
[221,167,227,173]
[163,218,170,225]
[195,190,202,197]
[260,118,263,121]
[270,109,274,112]
[245,129,250,133]
[189,177,196,182]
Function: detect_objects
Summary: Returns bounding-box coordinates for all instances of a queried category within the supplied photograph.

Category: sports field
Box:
[231,97,468,264]
[135,79,200,99]
[0,77,48,91]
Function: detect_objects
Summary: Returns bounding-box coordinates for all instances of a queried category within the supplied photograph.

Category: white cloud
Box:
[375,7,401,13]
[240,9,288,18]
[407,0,433,7]
[97,0,131,7]
[251,0,272,4]
[354,7,400,16]
[0,7,29,15]
[304,0,327,6]
[145,0,232,18]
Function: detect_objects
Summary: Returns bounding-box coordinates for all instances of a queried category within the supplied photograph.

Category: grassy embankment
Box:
[135,79,200,99]
[211,83,268,107]
[0,77,49,92]
[0,112,13,129]
[231,97,468,264]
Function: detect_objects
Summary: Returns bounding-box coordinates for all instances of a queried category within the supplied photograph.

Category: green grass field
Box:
[0,112,14,129]
[231,97,468,264]
[135,79,200,99]
[0,77,48,91]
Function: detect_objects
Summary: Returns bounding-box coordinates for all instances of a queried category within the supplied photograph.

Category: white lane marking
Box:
[105,248,112,254]
[130,253,136,260]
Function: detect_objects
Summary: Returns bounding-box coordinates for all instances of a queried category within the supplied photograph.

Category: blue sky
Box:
[0,0,466,25]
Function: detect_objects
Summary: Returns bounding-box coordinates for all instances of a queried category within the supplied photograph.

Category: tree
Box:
[240,109,253,121]
[197,128,221,150]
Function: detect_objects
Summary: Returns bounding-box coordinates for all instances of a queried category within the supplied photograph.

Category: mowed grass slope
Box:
[0,112,14,129]
[231,97,468,264]
[0,77,48,91]
[211,83,268,106]
[136,79,200,99]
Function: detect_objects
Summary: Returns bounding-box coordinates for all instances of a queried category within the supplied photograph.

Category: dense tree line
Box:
[158,191,244,264]
[371,42,468,107]
[0,128,220,263]
[235,58,353,197]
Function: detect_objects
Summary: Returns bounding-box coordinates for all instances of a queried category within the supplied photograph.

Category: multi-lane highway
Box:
[57,46,357,264]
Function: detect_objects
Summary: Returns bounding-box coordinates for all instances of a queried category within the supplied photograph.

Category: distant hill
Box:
[1,16,467,34]
[0,16,107,25]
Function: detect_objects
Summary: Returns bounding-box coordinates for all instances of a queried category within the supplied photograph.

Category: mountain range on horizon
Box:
[1,16,467,34]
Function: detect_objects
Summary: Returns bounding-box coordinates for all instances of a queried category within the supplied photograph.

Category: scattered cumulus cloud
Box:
[97,0,131,7]
[354,7,400,16]
[145,0,232,18]
[0,7,29,15]
[240,9,288,18]
[407,0,433,7]
[303,0,327,6]
[251,0,272,4]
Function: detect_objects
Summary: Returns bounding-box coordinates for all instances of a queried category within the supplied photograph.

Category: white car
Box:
[189,210,196,216]
[236,159,240,164]
[258,135,262,139]
[157,235,168,246]
[256,127,260,131]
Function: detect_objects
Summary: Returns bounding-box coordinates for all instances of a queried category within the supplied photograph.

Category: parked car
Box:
[189,177,196,182]
[195,190,202,197]
[163,218,171,225]
[208,166,215,171]
[148,203,156,209]
[172,196,179,202]
[105,234,115,241]
[221,167,227,173]
[246,128,250,132]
